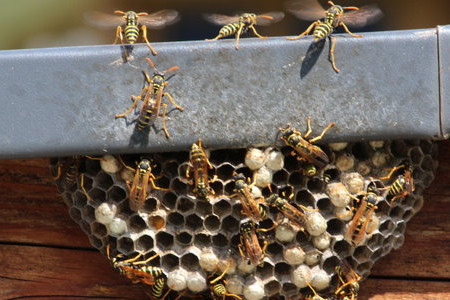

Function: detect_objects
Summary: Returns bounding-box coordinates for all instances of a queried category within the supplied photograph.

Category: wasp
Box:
[265,192,317,231]
[334,261,361,300]
[280,117,335,169]
[85,10,179,56]
[304,282,328,300]
[378,162,415,205]
[53,156,104,201]
[208,263,242,300]
[115,57,183,138]
[345,184,379,246]
[185,139,217,199]
[286,0,382,72]
[106,244,164,286]
[229,173,267,222]
[204,12,284,49]
[119,157,170,211]
[238,221,269,266]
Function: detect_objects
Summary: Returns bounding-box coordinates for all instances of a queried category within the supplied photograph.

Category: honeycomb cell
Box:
[254,166,273,188]
[379,219,395,235]
[402,209,415,222]
[322,255,340,273]
[107,186,126,203]
[390,140,408,157]
[295,190,315,208]
[204,215,220,231]
[256,262,274,280]
[164,160,179,177]
[243,279,265,300]
[136,235,154,250]
[275,223,296,243]
[196,200,212,216]
[199,249,218,272]
[273,169,289,185]
[130,215,147,232]
[228,148,247,166]
[144,197,158,212]
[370,248,384,261]
[82,205,96,223]
[213,199,232,217]
[156,231,174,251]
[96,172,114,190]
[329,142,348,151]
[89,235,103,249]
[117,237,134,254]
[148,212,166,230]
[304,249,321,266]
[267,242,283,258]
[409,147,423,165]
[171,178,188,195]
[176,231,193,246]
[333,240,351,257]
[311,270,330,290]
[356,261,374,275]
[389,206,405,220]
[317,198,333,215]
[161,253,180,271]
[88,188,106,204]
[221,216,240,234]
[217,163,236,180]
[353,246,373,263]
[108,217,127,235]
[291,265,312,288]
[185,214,203,232]
[177,197,195,213]
[177,163,190,181]
[282,282,298,296]
[288,171,305,186]
[209,149,229,165]
[335,153,355,171]
[266,149,284,171]
[210,180,224,195]
[352,142,372,161]
[181,253,199,271]
[326,218,345,235]
[212,233,229,248]
[393,235,405,249]
[265,280,281,297]
[187,272,207,293]
[246,148,267,171]
[194,233,211,248]
[283,245,305,265]
[307,178,324,193]
[74,191,88,208]
[168,212,185,228]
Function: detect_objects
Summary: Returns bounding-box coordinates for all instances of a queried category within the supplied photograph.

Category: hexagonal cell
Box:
[176,196,195,213]
[117,237,135,254]
[185,214,203,232]
[181,253,200,271]
[213,199,232,217]
[402,209,415,222]
[142,197,158,212]
[79,220,92,235]
[167,212,185,228]
[353,246,373,263]
[333,240,351,257]
[273,169,289,185]
[148,213,166,230]
[82,205,96,223]
[227,148,247,166]
[216,163,235,181]
[88,188,106,204]
[275,262,292,278]
[370,248,384,261]
[209,149,229,165]
[323,168,340,183]
[221,216,240,234]
[394,221,406,236]
[367,233,384,250]
[282,282,298,297]
[389,206,405,220]
[156,231,174,251]
[95,172,114,190]
[196,200,212,216]
[204,215,220,232]
[322,255,340,273]
[89,235,103,249]
[288,171,305,186]
[307,178,325,193]
[317,198,333,215]
[390,140,408,157]
[73,191,88,208]
[409,147,423,165]
[283,154,300,172]
[91,222,107,238]
[212,233,229,248]
[265,280,281,297]
[130,215,147,232]
[194,233,211,248]
[210,180,224,195]
[379,219,395,236]
[256,262,274,280]
[161,253,179,271]
[356,261,374,275]
[267,242,283,258]
[295,190,315,208]
[164,160,179,177]
[176,231,193,246]
[170,178,188,195]
[136,235,154,251]
[107,186,126,203]
[326,218,345,235]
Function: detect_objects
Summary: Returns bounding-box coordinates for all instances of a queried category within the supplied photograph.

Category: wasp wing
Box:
[285,0,326,21]
[84,11,124,28]
[138,10,180,29]
[203,14,240,25]
[339,5,383,28]
[255,12,285,25]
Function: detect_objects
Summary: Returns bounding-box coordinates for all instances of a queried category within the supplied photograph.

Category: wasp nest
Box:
[51,139,437,299]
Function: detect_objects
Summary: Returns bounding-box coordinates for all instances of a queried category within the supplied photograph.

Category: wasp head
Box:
[328,5,344,16]
[240,221,256,233]
[152,73,165,86]
[138,159,152,172]
[233,173,246,188]
[265,193,279,206]
[124,11,138,21]
[240,13,257,25]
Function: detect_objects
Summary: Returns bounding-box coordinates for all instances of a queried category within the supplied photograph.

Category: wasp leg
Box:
[286,21,318,40]
[250,25,268,39]
[338,21,363,38]
[53,165,62,180]
[308,121,336,143]
[206,32,223,41]
[389,191,408,206]
[115,96,140,118]
[118,156,136,173]
[304,116,313,138]
[80,173,92,201]
[113,26,124,45]
[140,25,158,55]
[328,35,340,73]
[131,251,160,265]
[378,165,404,180]
[159,103,171,139]
[123,251,144,264]
[149,177,171,192]
[163,91,184,111]
[234,23,245,50]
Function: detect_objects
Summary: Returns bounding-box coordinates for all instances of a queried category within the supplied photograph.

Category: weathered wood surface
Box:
[0,141,449,299]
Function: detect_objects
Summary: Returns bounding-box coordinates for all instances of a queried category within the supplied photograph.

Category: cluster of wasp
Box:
[50,1,427,300]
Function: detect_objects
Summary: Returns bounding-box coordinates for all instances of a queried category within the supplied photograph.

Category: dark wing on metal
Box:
[203,14,240,25]
[285,0,326,21]
[339,5,383,28]
[255,12,285,25]
[138,10,180,29]
[83,11,124,28]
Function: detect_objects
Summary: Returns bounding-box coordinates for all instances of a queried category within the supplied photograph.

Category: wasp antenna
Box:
[260,15,274,20]
[137,12,149,16]
[106,244,111,259]
[145,57,157,71]
[165,65,180,74]
[327,1,335,6]
[343,6,359,11]
[113,10,126,15]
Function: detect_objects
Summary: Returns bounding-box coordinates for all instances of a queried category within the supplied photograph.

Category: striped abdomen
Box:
[313,21,334,39]
[389,176,406,196]
[151,277,166,298]
[124,24,139,44]
[140,266,164,278]
[218,22,241,38]
[137,99,157,130]
[212,283,227,297]
[191,148,210,198]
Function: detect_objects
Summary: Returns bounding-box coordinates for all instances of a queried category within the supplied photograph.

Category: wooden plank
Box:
[0,244,148,299]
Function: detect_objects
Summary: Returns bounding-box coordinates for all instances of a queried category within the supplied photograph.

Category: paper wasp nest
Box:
[51,140,437,299]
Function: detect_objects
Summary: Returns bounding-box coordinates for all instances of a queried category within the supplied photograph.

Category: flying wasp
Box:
[106,244,164,286]
[185,139,217,199]
[265,192,317,231]
[229,173,268,222]
[204,12,284,49]
[280,117,335,169]
[238,220,269,266]
[119,157,170,211]
[84,10,179,56]
[115,57,184,138]
[345,183,379,246]
[334,261,361,300]
[207,263,242,300]
[286,0,383,72]
[378,162,415,205]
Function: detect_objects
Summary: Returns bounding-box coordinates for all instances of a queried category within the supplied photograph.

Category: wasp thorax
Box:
[152,74,165,86]
[265,193,278,205]
[125,11,138,20]
[329,5,344,15]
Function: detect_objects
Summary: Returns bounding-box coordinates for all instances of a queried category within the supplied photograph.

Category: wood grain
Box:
[0,141,449,299]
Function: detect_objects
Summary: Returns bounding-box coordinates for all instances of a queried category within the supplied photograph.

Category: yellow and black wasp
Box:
[115,58,184,138]
[185,139,217,200]
[286,0,383,72]
[280,117,335,169]
[84,10,179,56]
[106,244,164,286]
[378,162,415,205]
[334,261,361,300]
[207,263,242,300]
[119,156,170,211]
[204,12,284,49]
[238,220,269,266]
[229,173,268,222]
